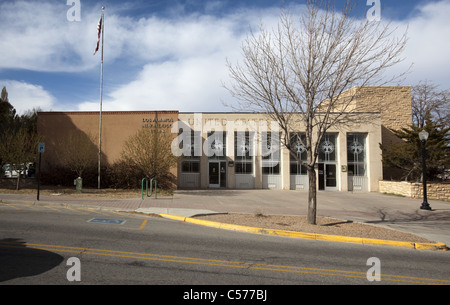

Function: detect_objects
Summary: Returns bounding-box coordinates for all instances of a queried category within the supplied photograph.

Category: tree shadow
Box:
[37,112,107,188]
[367,208,450,225]
[320,220,354,227]
[0,238,64,283]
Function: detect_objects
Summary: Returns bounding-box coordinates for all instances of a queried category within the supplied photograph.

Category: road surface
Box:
[0,202,449,292]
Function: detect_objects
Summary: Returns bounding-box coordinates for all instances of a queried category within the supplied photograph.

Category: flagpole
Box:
[98,6,105,190]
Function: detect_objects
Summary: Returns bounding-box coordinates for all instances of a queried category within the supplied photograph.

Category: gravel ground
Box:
[196,213,434,243]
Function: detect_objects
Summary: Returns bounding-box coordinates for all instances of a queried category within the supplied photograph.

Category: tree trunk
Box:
[15,174,21,191]
[307,168,317,225]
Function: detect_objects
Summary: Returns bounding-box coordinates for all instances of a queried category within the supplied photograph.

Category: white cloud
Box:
[0,1,107,72]
[400,0,450,86]
[85,1,450,113]
[0,80,56,114]
[78,54,234,112]
[78,6,282,112]
[2,0,450,115]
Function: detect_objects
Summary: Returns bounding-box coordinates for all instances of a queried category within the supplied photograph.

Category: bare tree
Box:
[55,130,98,179]
[120,127,180,188]
[225,0,408,224]
[411,80,450,129]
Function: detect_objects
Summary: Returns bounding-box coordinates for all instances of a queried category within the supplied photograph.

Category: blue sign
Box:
[88,218,126,225]
[38,142,45,153]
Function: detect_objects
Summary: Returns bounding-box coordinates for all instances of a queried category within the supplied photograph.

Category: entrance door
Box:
[209,161,227,188]
[318,163,337,190]
[326,164,337,189]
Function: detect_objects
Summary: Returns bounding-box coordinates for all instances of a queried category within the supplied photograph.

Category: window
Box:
[181,161,200,173]
[290,133,307,175]
[207,131,226,160]
[234,131,254,174]
[236,162,253,174]
[262,132,280,175]
[319,134,337,162]
[347,133,367,176]
[181,131,201,173]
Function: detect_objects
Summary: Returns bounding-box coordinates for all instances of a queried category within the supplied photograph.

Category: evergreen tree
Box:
[0,87,17,136]
[0,86,41,188]
[381,116,450,182]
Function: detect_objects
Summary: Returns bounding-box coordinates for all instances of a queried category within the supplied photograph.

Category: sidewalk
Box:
[1,189,450,247]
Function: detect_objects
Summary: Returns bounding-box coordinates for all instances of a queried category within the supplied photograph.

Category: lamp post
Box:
[419,130,432,210]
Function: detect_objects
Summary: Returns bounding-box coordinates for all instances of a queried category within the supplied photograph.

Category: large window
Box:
[347,133,367,176]
[234,131,254,174]
[181,131,201,173]
[262,132,280,175]
[207,131,226,160]
[290,133,307,175]
[319,134,337,162]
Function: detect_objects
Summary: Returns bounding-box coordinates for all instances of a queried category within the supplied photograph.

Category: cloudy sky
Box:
[1,0,449,114]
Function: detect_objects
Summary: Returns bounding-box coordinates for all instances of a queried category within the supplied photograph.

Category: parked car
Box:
[1,163,33,178]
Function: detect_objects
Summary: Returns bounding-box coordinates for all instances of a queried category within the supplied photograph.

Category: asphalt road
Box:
[0,202,449,290]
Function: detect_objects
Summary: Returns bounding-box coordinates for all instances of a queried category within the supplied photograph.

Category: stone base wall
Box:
[379,180,450,202]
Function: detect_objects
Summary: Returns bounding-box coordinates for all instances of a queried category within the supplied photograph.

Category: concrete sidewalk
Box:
[1,190,450,247]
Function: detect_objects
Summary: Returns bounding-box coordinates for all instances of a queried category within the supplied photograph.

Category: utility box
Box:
[75,177,82,194]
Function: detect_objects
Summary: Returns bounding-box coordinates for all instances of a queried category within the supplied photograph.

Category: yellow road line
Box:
[139,219,148,230]
[62,206,90,215]
[0,241,448,285]
[0,203,21,210]
[42,205,63,213]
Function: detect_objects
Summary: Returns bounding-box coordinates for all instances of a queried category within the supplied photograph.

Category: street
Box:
[0,202,449,288]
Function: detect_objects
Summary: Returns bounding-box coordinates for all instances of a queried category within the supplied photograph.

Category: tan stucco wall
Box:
[37,111,178,168]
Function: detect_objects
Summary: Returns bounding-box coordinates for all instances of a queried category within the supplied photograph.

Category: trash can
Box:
[75,177,82,194]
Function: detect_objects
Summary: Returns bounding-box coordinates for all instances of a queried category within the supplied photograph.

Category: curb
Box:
[160,213,449,251]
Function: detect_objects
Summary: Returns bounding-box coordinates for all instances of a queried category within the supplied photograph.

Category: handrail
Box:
[141,177,157,200]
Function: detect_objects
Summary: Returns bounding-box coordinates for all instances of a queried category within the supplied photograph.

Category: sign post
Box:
[37,143,45,201]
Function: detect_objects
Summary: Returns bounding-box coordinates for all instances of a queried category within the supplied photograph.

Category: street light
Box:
[419,130,432,211]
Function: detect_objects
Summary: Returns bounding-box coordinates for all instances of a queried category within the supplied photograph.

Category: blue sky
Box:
[0,0,449,114]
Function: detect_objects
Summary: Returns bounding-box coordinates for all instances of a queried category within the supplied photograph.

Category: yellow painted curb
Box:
[160,213,448,251]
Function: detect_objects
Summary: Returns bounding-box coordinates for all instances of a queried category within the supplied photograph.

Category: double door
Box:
[209,161,227,188]
[318,163,337,191]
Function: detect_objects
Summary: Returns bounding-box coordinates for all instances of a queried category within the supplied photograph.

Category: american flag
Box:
[93,16,103,55]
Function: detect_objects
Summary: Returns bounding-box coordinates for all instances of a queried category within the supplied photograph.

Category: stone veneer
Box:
[353,86,412,180]
[379,180,450,202]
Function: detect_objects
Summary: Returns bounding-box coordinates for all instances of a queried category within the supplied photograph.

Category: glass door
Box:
[219,161,227,188]
[325,164,337,189]
[209,161,227,188]
[209,162,220,188]
[318,163,337,190]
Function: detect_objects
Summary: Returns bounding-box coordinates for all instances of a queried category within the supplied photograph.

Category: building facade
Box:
[37,86,412,192]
